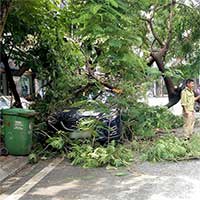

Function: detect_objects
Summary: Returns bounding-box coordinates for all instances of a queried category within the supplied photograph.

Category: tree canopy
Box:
[1,0,200,108]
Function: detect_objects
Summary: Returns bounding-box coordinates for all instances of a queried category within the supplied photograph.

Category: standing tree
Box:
[1,0,67,107]
[1,0,22,107]
[1,0,200,110]
[138,0,200,107]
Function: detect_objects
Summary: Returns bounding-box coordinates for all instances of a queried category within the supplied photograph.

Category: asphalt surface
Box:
[0,156,27,183]
[1,158,200,200]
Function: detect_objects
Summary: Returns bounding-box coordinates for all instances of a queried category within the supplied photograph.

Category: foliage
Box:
[47,136,65,150]
[142,134,200,162]
[142,135,186,161]
[186,135,200,157]
[4,0,200,115]
[3,0,200,103]
[28,153,38,164]
[2,0,149,119]
[68,140,133,168]
[29,130,70,164]
[121,102,183,138]
[137,0,200,79]
[30,127,134,168]
[3,0,199,168]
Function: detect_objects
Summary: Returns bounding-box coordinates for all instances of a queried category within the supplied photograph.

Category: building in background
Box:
[0,60,35,98]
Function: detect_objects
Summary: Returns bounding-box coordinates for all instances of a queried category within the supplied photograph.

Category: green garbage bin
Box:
[2,108,36,156]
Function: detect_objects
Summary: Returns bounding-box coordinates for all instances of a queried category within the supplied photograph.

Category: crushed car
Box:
[47,92,122,144]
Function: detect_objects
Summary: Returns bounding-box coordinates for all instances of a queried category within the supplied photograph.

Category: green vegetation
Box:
[29,105,184,167]
[1,0,200,167]
[142,134,200,162]
[122,103,183,138]
[68,141,133,168]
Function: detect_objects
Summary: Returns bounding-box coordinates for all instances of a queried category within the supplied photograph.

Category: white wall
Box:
[147,97,182,116]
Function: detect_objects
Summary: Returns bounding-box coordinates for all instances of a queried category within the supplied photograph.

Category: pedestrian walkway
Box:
[0,155,28,183]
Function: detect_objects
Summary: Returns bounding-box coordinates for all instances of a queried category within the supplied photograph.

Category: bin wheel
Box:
[0,147,8,156]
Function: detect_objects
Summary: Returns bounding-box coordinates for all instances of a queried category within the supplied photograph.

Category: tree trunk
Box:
[146,1,182,108]
[1,52,22,108]
[152,53,175,96]
[150,50,183,108]
[0,0,12,39]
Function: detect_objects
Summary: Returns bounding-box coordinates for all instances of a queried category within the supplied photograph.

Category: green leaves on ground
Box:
[68,141,133,168]
[28,153,38,164]
[186,135,200,157]
[47,137,65,150]
[142,134,200,162]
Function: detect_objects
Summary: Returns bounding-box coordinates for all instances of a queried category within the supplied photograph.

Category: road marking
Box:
[3,157,63,200]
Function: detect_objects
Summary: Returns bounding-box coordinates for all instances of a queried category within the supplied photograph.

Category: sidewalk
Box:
[0,155,28,183]
[0,129,28,183]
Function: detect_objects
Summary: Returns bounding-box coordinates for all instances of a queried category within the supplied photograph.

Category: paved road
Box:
[1,158,200,200]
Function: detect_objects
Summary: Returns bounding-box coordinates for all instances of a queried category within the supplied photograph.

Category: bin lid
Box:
[2,108,36,117]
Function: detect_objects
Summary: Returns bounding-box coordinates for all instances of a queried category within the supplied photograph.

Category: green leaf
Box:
[115,172,129,176]
[28,153,38,164]
[108,0,118,8]
[47,137,64,150]
[90,4,102,14]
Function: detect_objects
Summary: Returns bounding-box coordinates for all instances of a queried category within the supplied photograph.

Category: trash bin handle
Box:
[19,112,38,118]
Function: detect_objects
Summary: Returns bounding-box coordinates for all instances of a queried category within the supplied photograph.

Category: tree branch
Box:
[151,52,175,97]
[147,56,155,66]
[70,82,96,97]
[147,18,164,47]
[85,60,122,94]
[12,64,29,76]
[165,0,176,49]
[141,16,164,47]
[154,2,173,12]
[0,0,12,39]
[64,36,122,94]
[151,39,156,51]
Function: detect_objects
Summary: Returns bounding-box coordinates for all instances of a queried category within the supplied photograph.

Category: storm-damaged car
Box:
[47,92,122,144]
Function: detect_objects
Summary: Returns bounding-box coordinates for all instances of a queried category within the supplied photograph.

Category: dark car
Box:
[47,93,122,144]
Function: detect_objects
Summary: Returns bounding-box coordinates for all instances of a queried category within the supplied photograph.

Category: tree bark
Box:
[145,1,183,108]
[150,49,183,108]
[11,64,29,76]
[0,0,12,39]
[151,51,175,96]
[1,52,22,108]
